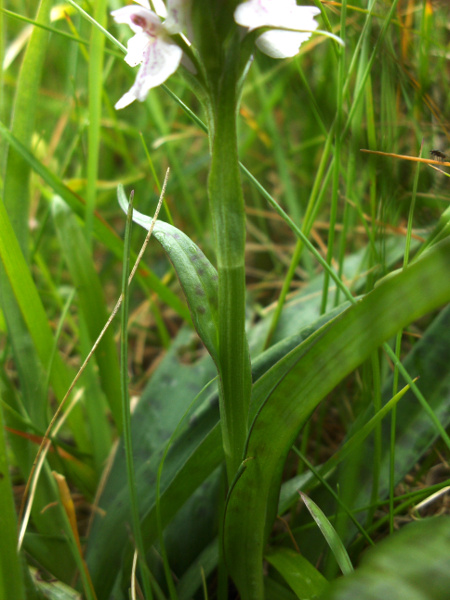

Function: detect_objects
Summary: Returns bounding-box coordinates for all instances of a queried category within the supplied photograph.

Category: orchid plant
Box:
[109,1,328,596]
[112,0,326,471]
[112,0,321,108]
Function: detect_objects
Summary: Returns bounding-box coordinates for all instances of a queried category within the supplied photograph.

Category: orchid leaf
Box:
[321,517,450,600]
[224,237,450,600]
[86,305,349,597]
[118,185,220,363]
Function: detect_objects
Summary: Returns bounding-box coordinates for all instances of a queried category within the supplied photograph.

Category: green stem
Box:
[208,42,251,481]
[121,194,153,599]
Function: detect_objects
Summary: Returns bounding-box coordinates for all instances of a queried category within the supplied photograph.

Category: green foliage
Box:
[0,404,26,599]
[321,518,450,600]
[1,1,450,599]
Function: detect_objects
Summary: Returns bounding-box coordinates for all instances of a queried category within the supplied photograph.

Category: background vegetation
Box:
[1,1,449,599]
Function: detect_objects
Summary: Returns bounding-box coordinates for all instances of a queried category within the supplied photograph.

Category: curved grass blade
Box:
[300,493,353,576]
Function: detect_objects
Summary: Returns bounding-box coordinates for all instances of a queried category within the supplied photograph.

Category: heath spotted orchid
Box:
[234,0,320,59]
[111,0,189,109]
[112,1,323,109]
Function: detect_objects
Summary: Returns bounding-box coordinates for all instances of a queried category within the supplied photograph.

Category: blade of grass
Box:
[52,196,122,435]
[320,0,346,315]
[120,191,153,600]
[0,404,26,600]
[0,0,60,447]
[300,492,353,577]
[85,0,107,245]
[390,141,423,533]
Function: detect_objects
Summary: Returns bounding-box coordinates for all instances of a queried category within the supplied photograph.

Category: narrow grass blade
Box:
[85,0,106,244]
[2,0,52,251]
[0,0,58,440]
[0,188,74,403]
[52,196,122,434]
[0,405,26,600]
[300,493,353,576]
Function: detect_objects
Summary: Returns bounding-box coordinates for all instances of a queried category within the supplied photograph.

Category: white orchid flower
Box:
[164,0,192,34]
[234,0,320,59]
[112,0,187,109]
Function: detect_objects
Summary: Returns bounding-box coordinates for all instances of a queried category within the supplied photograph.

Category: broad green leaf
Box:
[286,305,450,557]
[265,577,301,600]
[155,468,223,583]
[372,303,450,492]
[89,424,223,598]
[321,517,450,600]
[118,186,220,363]
[23,533,78,589]
[224,238,450,600]
[300,493,353,576]
[266,547,328,600]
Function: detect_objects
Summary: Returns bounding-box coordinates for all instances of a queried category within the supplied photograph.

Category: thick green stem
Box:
[208,45,251,481]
